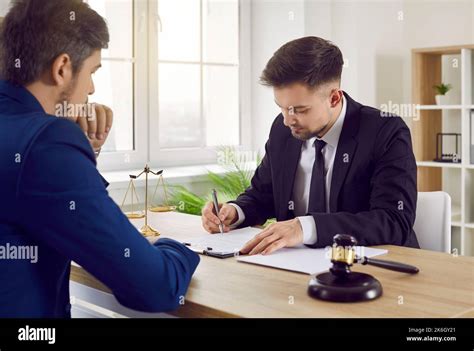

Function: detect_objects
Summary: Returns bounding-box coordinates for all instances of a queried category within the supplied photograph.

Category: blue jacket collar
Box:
[0,80,46,114]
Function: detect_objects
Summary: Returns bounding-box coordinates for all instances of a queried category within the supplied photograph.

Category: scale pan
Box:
[149,205,177,212]
[125,211,145,219]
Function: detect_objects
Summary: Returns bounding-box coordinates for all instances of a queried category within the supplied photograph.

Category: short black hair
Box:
[0,0,109,86]
[260,36,343,89]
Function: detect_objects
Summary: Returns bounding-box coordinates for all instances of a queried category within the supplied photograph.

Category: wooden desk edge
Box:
[70,265,238,318]
[70,244,474,318]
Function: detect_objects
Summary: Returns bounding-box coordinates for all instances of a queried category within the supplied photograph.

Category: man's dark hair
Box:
[0,0,109,86]
[260,36,344,89]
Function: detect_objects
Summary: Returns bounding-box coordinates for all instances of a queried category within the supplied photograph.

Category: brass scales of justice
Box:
[120,165,176,237]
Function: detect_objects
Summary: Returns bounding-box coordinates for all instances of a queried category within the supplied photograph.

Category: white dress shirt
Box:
[230,95,347,246]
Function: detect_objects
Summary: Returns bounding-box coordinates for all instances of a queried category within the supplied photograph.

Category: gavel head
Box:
[329,234,358,277]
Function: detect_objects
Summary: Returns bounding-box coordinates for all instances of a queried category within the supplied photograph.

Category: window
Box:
[86,0,135,152]
[156,0,240,149]
[86,0,249,171]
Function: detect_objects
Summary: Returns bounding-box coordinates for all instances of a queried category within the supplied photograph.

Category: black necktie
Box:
[308,139,327,213]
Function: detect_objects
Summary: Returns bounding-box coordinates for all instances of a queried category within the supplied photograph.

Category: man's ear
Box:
[51,54,73,87]
[329,88,342,108]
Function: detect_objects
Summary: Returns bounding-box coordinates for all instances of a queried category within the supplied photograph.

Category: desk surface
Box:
[70,212,474,318]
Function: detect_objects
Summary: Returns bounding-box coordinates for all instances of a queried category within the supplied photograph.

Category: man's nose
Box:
[89,80,95,96]
[282,111,296,126]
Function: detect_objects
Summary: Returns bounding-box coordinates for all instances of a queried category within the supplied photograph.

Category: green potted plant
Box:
[433,83,452,105]
[168,146,275,227]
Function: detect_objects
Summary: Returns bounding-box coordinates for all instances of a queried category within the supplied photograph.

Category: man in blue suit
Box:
[0,0,199,317]
[202,37,419,255]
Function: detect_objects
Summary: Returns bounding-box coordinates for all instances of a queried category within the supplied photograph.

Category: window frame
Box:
[96,0,148,172]
[97,0,251,172]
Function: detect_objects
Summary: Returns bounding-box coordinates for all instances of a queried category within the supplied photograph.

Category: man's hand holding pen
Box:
[201,201,238,234]
[201,193,304,255]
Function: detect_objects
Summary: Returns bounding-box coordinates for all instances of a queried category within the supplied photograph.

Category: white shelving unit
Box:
[416,105,469,110]
[413,46,474,256]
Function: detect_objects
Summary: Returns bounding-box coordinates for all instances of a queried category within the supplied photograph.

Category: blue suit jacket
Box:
[230,92,420,249]
[0,80,200,317]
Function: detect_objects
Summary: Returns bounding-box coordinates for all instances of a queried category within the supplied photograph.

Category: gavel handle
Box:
[360,257,419,274]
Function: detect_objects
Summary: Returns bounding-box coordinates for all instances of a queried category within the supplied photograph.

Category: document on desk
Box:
[182,226,387,272]
[181,227,261,257]
[237,245,388,275]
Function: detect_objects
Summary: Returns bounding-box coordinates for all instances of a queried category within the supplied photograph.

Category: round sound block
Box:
[308,272,382,302]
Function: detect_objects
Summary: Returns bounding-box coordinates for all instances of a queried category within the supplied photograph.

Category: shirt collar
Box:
[309,94,347,149]
[0,80,45,114]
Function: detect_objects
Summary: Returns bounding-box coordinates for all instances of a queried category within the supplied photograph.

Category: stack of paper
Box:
[237,245,387,275]
[180,227,261,253]
[181,226,388,274]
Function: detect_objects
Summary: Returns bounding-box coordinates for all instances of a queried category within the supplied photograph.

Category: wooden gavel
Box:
[308,234,419,302]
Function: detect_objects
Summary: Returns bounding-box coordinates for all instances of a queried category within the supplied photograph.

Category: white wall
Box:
[249,0,474,153]
[250,0,306,154]
[0,0,9,16]
[402,0,474,104]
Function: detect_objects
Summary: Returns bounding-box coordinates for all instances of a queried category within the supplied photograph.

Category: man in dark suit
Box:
[202,36,419,255]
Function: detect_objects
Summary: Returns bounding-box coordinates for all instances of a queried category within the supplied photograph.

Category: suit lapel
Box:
[279,136,303,219]
[329,92,361,212]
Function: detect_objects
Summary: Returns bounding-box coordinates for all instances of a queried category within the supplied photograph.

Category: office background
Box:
[1,0,474,257]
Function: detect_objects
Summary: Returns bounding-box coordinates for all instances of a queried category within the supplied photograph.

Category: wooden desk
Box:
[70,212,474,318]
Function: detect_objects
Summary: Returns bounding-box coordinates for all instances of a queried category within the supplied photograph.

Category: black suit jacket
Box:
[230,92,419,248]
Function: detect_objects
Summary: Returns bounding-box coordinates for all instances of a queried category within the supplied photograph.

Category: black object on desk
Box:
[183,242,238,259]
[308,234,419,302]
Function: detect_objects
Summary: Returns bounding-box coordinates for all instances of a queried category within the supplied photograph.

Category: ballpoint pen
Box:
[211,189,224,233]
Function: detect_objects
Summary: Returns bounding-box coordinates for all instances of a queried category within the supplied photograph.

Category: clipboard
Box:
[183,242,239,259]
[180,227,261,259]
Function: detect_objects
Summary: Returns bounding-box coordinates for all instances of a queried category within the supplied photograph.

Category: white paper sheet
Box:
[180,226,261,253]
[237,245,388,275]
[181,226,388,274]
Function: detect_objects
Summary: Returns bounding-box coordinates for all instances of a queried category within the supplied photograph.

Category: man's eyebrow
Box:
[274,100,310,109]
[92,64,102,71]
